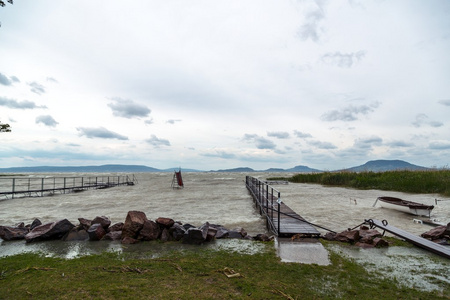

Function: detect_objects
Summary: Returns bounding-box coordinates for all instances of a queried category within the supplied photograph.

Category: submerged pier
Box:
[245,176,320,237]
[0,174,138,200]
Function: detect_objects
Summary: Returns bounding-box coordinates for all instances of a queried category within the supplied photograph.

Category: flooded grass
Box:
[1,240,448,299]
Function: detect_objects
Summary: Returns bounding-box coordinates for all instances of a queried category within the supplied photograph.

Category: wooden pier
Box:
[366,219,450,259]
[0,174,137,200]
[246,176,320,237]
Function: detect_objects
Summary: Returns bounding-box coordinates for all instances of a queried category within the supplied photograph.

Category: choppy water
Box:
[1,172,449,235]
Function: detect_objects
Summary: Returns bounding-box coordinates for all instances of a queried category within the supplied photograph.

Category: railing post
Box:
[41,178,44,197]
[277,191,281,236]
[12,178,15,199]
[64,177,66,194]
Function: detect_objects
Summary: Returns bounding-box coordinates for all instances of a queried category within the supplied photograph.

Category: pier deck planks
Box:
[271,201,320,236]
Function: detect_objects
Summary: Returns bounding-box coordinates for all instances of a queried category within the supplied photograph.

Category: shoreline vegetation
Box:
[1,243,448,299]
[268,170,450,197]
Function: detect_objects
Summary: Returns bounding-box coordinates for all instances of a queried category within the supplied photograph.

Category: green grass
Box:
[0,243,447,299]
[269,170,450,196]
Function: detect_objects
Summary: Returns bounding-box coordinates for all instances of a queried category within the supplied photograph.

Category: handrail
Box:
[245,176,281,236]
[0,175,137,200]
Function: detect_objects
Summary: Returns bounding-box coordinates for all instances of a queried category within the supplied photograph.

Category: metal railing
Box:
[245,176,281,236]
[0,174,137,200]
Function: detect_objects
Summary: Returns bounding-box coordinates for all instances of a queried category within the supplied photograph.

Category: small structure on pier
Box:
[171,168,184,189]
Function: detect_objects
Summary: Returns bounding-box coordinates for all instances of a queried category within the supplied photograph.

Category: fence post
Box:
[41,178,44,197]
[12,178,15,199]
[277,191,281,236]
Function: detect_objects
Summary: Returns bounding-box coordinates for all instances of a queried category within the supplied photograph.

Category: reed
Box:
[269,170,450,196]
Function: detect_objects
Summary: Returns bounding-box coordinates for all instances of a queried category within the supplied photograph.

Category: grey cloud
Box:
[243,134,276,149]
[429,141,450,150]
[308,140,337,149]
[386,140,413,147]
[0,96,47,109]
[0,72,15,85]
[108,97,151,119]
[46,77,58,83]
[202,151,236,159]
[298,1,327,42]
[144,118,154,125]
[145,135,170,147]
[267,131,290,139]
[36,115,59,127]
[166,119,182,124]
[412,114,443,128]
[77,127,128,140]
[293,130,312,138]
[321,102,380,122]
[321,51,366,68]
[438,99,450,106]
[354,136,382,149]
[28,82,46,95]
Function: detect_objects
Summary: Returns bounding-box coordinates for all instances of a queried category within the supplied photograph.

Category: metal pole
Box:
[41,178,44,197]
[277,191,281,236]
[64,177,66,194]
[12,178,15,199]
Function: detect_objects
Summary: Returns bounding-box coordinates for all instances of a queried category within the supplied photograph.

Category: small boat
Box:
[374,196,434,217]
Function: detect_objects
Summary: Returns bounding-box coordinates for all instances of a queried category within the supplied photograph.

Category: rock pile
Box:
[421,223,450,245]
[0,210,274,245]
[322,225,390,248]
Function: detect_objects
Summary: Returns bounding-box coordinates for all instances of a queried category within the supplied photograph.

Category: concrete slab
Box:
[275,238,330,265]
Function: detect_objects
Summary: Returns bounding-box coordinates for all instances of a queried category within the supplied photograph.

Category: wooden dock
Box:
[246,176,320,237]
[366,219,450,259]
[0,175,137,200]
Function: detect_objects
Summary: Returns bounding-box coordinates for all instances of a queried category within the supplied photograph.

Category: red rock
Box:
[421,226,447,240]
[156,217,175,228]
[122,211,148,239]
[87,223,106,241]
[355,242,375,249]
[0,225,29,241]
[78,218,92,231]
[121,236,139,244]
[25,219,75,243]
[335,230,360,243]
[102,231,122,241]
[373,237,389,247]
[91,216,111,230]
[108,222,124,232]
[138,220,160,241]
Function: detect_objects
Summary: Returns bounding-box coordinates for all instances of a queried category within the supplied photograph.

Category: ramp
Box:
[366,219,450,259]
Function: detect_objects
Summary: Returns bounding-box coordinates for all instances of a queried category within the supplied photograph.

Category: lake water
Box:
[1,172,449,292]
[1,172,448,234]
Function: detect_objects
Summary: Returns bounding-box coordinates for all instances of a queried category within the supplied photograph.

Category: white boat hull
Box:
[378,201,432,217]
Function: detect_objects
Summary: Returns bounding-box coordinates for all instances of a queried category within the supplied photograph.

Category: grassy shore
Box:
[269,170,450,197]
[0,241,447,299]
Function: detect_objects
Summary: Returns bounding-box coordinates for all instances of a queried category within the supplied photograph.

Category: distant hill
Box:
[0,160,430,173]
[0,164,162,173]
[342,160,428,172]
[285,165,322,172]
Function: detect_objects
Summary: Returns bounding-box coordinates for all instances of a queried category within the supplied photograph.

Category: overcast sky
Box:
[1,1,450,171]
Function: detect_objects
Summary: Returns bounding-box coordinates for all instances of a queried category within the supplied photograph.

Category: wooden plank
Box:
[368,219,450,259]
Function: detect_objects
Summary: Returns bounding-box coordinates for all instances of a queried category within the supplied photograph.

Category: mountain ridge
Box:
[0,160,432,173]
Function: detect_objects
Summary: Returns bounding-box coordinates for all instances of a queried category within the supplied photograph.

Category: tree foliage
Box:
[0,1,13,7]
[1,121,11,132]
